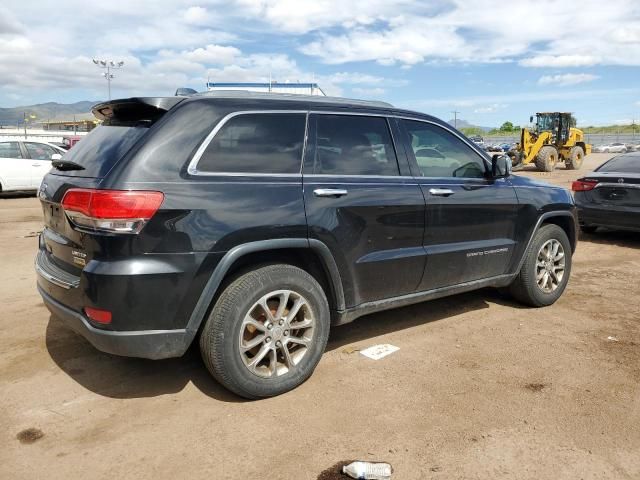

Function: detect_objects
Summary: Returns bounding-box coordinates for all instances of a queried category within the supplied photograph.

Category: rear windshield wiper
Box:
[51,159,85,171]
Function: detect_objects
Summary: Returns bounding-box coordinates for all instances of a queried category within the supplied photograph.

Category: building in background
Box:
[207,82,326,96]
[42,117,98,132]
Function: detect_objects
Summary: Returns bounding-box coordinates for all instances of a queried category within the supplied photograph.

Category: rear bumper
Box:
[577,203,640,232]
[37,284,192,359]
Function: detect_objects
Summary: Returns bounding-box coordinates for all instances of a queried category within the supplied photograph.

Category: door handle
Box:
[429,188,454,197]
[313,188,348,198]
[32,164,40,167]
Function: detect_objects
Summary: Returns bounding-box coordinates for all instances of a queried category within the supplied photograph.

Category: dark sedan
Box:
[573,152,640,233]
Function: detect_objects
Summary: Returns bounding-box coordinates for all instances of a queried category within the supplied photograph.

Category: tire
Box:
[566,146,584,170]
[534,146,559,172]
[580,225,598,234]
[199,264,330,399]
[508,224,572,307]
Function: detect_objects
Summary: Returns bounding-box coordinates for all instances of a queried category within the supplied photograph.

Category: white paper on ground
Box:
[359,344,400,360]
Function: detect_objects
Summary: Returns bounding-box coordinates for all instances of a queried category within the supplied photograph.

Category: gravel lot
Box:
[1,153,639,479]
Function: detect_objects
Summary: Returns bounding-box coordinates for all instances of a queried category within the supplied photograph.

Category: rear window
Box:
[197,113,306,174]
[52,125,148,177]
[596,154,640,174]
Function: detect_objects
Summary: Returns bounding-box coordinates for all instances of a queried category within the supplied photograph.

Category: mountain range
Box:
[0,101,98,126]
[447,119,492,132]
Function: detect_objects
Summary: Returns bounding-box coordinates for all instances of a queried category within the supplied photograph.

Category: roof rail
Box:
[195,90,394,108]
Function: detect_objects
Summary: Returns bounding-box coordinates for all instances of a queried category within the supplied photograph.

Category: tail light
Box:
[571,179,597,192]
[61,189,164,234]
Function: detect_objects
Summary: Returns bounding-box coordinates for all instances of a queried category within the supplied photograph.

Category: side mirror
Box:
[51,153,62,161]
[491,154,512,178]
[529,115,534,123]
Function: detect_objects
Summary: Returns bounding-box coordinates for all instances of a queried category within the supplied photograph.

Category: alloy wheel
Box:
[536,239,565,293]
[238,290,315,378]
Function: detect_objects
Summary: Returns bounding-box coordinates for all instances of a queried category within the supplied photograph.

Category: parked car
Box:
[35,93,578,398]
[0,140,65,193]
[624,143,640,152]
[599,143,628,153]
[469,135,484,148]
[573,152,640,233]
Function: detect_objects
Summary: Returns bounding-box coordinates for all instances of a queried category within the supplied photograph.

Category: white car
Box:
[0,140,65,193]
[599,143,628,153]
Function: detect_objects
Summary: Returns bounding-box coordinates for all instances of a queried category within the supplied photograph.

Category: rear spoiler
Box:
[92,97,185,125]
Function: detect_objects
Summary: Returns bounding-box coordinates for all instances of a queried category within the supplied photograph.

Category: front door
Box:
[303,113,426,307]
[398,119,520,291]
[24,142,56,189]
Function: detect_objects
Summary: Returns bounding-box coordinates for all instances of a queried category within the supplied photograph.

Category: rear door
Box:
[0,141,30,190]
[303,113,426,307]
[398,118,520,290]
[24,142,57,189]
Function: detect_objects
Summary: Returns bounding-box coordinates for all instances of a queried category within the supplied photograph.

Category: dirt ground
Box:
[1,153,639,479]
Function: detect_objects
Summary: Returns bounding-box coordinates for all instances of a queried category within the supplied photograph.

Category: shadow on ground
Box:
[45,288,520,401]
[579,228,640,249]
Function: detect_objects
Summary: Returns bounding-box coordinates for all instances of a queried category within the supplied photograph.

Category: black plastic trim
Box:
[182,238,346,342]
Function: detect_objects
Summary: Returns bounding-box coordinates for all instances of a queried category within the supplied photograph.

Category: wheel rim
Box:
[536,239,565,293]
[238,290,315,378]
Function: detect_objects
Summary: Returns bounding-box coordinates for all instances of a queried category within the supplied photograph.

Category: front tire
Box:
[508,224,572,307]
[199,264,330,399]
[566,146,584,170]
[534,146,559,172]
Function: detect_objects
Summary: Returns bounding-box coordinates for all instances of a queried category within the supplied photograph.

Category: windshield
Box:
[536,114,557,132]
[51,125,148,178]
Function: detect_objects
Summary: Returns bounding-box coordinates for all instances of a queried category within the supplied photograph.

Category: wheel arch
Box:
[513,211,577,275]
[184,239,345,341]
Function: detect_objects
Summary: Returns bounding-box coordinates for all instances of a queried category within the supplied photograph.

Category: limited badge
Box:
[71,250,87,267]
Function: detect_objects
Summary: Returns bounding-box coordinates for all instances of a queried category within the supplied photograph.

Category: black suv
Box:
[36,92,577,398]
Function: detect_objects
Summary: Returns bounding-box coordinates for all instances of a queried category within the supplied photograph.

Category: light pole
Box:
[92,59,124,100]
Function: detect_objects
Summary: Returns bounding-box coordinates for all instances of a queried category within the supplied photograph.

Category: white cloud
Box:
[473,103,508,114]
[520,55,601,68]
[351,87,386,97]
[183,6,215,25]
[537,73,599,86]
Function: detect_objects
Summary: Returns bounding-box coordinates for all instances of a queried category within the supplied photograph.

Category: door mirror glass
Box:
[51,153,62,161]
[491,154,512,178]
[529,115,534,123]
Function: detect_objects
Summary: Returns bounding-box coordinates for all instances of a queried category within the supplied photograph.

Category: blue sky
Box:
[1,0,639,127]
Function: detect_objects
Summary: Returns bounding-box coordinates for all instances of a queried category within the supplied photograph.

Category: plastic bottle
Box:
[342,461,392,480]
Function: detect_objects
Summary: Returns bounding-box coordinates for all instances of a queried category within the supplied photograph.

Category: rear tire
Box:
[508,224,572,307]
[566,146,584,170]
[199,264,330,399]
[534,146,559,172]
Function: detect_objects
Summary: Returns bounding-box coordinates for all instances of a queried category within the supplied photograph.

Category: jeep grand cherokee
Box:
[36,92,577,398]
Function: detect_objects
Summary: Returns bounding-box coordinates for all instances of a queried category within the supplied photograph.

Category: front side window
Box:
[0,142,22,159]
[197,113,306,174]
[401,120,486,178]
[25,142,57,160]
[310,114,399,176]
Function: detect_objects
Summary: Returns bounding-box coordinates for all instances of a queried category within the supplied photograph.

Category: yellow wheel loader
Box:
[508,112,591,172]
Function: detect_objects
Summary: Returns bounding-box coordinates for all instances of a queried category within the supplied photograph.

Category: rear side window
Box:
[56,125,148,177]
[596,154,640,174]
[0,142,22,159]
[309,114,399,176]
[197,113,306,174]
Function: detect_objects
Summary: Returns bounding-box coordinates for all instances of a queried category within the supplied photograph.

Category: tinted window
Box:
[58,125,148,177]
[596,154,640,173]
[198,113,306,174]
[25,142,57,160]
[0,142,22,159]
[401,120,486,178]
[310,114,399,176]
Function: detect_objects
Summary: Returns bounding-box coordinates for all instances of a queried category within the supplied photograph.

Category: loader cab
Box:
[534,112,574,145]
